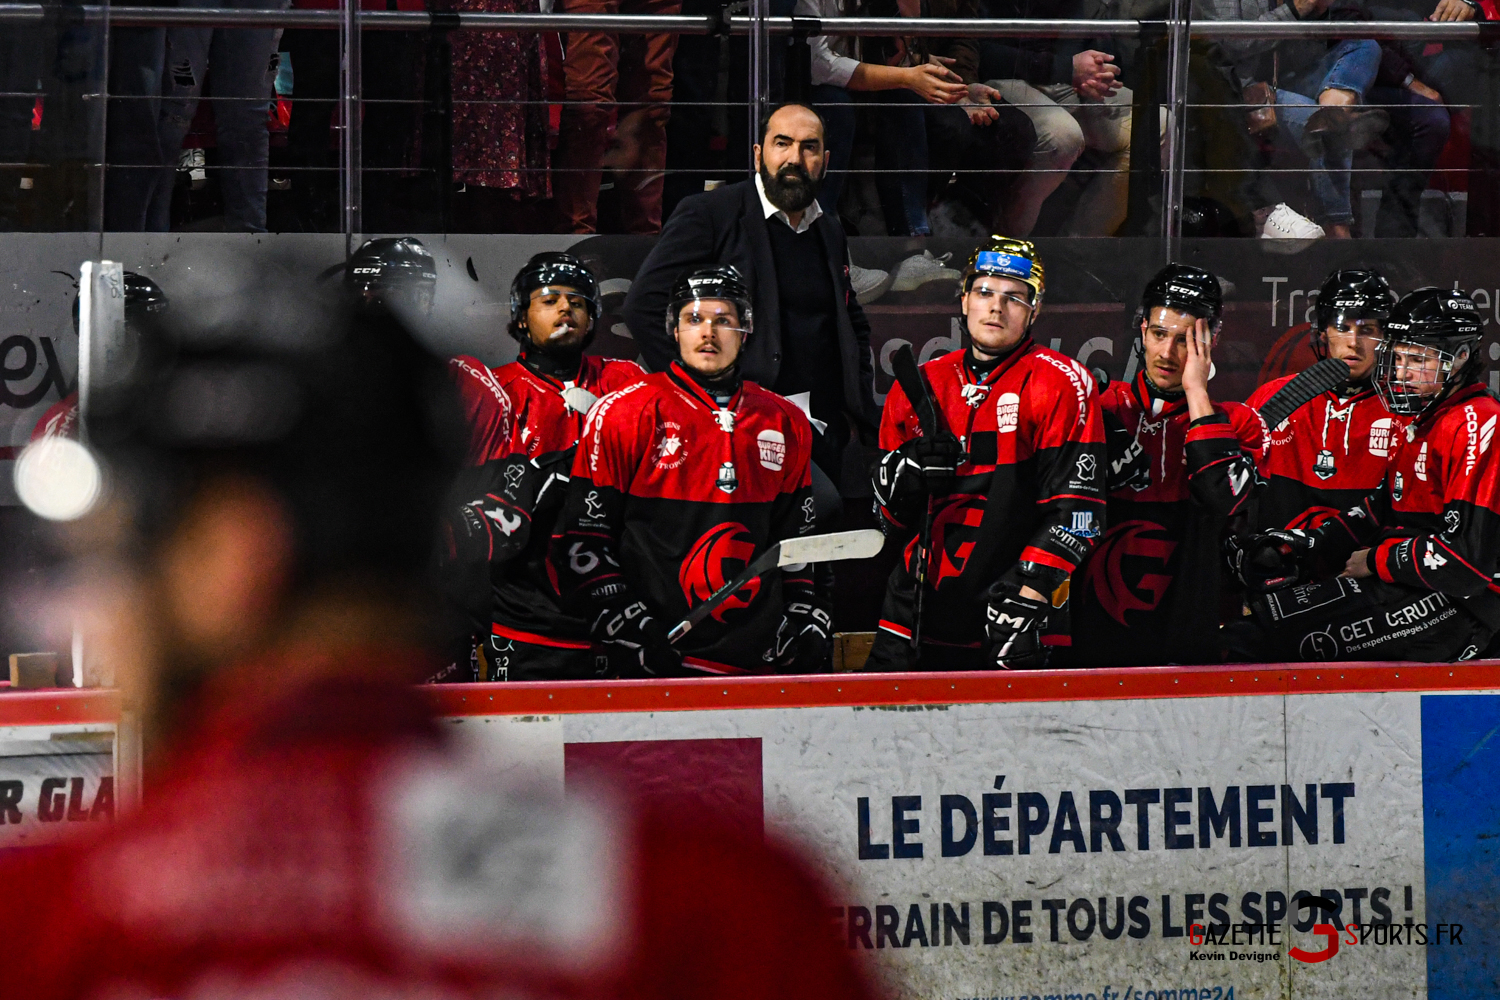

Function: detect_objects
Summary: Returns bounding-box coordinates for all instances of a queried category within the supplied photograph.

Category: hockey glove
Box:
[873,432,964,524]
[983,586,1050,670]
[590,600,684,677]
[769,600,833,674]
[1225,528,1317,594]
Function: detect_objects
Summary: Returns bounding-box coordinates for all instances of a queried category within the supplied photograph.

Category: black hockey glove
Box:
[1103,409,1150,493]
[590,600,684,677]
[983,585,1050,670]
[873,432,964,520]
[1225,528,1318,594]
[768,599,833,674]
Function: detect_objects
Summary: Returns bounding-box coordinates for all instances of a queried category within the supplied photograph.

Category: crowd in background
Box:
[0,0,1496,237]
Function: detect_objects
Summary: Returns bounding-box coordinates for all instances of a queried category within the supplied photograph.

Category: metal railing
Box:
[0,2,1492,248]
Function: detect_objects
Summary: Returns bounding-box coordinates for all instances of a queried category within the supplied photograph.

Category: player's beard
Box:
[759,159,820,214]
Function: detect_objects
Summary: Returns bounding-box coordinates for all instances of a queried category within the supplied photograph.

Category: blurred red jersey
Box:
[0,653,874,1000]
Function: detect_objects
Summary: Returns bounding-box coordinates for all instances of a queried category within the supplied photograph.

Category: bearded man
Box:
[622,102,878,492]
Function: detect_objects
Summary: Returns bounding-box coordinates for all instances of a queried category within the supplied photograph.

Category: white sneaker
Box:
[1260,203,1324,253]
[849,262,892,305]
[178,147,207,189]
[890,250,960,292]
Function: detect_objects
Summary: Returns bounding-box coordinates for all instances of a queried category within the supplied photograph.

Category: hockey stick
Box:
[1256,356,1350,432]
[666,529,884,643]
[890,343,946,651]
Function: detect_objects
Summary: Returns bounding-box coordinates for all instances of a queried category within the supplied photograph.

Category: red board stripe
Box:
[420,661,1500,717]
[0,689,121,725]
[3,662,1499,726]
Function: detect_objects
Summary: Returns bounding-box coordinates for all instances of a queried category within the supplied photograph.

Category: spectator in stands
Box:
[103,26,171,231]
[1366,0,1488,234]
[978,0,1133,236]
[800,0,1036,237]
[622,102,877,495]
[552,0,680,234]
[1369,43,1451,235]
[1195,0,1385,239]
[150,0,291,232]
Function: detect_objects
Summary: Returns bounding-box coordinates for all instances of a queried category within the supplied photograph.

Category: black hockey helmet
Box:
[1139,263,1223,325]
[1374,287,1484,417]
[71,270,170,335]
[666,265,753,338]
[1132,263,1224,362]
[345,237,437,314]
[1312,269,1395,359]
[507,251,601,345]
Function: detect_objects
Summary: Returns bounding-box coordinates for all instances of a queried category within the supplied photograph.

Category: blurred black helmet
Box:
[1140,263,1224,325]
[1312,269,1395,359]
[1374,287,1484,417]
[666,265,753,338]
[507,251,601,344]
[72,270,170,335]
[345,237,437,315]
[87,304,464,591]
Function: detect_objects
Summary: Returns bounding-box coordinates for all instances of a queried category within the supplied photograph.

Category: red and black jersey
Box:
[29,391,79,441]
[875,340,1107,651]
[1068,373,1267,666]
[1314,383,1500,629]
[1246,376,1405,531]
[446,354,645,648]
[552,362,815,674]
[0,655,875,1000]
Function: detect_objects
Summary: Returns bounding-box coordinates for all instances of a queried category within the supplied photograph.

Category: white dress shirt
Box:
[755,172,824,235]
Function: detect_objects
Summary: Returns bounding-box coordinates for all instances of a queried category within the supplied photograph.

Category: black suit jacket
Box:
[622,179,879,442]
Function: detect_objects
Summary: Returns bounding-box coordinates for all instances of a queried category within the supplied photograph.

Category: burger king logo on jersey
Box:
[757,429,786,471]
[996,392,1020,433]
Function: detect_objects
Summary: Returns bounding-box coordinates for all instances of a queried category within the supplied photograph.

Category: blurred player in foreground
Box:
[0,304,874,1000]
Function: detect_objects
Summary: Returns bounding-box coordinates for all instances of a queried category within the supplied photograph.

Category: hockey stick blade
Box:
[777,528,884,567]
[667,529,885,643]
[891,344,942,439]
[1256,356,1350,432]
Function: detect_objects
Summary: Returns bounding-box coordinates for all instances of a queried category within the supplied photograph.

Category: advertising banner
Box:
[431,673,1500,1000]
[0,728,115,849]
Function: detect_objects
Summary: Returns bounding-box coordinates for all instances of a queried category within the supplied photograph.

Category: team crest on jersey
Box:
[1082,520,1177,627]
[757,429,786,471]
[654,421,688,469]
[1368,417,1394,457]
[679,523,761,621]
[996,392,1020,432]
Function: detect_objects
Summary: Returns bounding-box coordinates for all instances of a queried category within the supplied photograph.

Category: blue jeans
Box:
[104,28,170,231]
[811,83,930,236]
[1274,39,1380,226]
[1369,85,1450,236]
[151,0,288,232]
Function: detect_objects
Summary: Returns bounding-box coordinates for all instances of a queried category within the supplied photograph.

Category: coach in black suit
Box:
[622,102,878,487]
